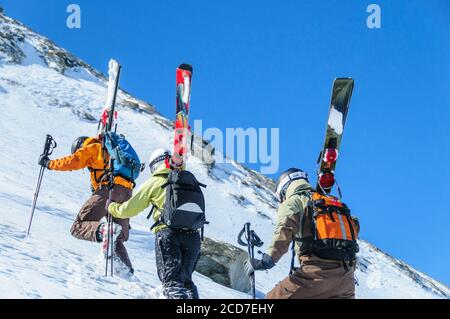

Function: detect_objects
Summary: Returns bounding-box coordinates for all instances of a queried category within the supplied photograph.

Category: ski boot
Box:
[97,222,122,259]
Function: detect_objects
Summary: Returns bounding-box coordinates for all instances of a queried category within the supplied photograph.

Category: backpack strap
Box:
[153,172,170,189]
[344,214,357,241]
[149,205,165,231]
[147,172,170,228]
[87,166,111,189]
[153,173,172,188]
[150,219,162,231]
[146,205,155,220]
[286,187,315,270]
[289,241,296,274]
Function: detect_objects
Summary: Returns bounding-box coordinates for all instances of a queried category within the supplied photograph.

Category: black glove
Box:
[250,253,276,271]
[38,154,51,168]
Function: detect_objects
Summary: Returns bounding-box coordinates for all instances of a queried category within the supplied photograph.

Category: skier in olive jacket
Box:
[249,168,359,299]
[107,148,201,299]
[38,136,134,274]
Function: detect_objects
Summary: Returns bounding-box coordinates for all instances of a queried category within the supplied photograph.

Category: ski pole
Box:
[105,158,115,277]
[109,159,115,277]
[27,135,57,235]
[105,211,110,276]
[247,225,256,299]
[238,222,264,299]
[238,223,255,298]
[109,212,114,277]
[105,212,114,277]
[27,166,45,235]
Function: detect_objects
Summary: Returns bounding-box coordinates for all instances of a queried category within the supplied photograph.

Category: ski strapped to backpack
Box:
[98,59,121,277]
[150,170,208,237]
[289,189,359,268]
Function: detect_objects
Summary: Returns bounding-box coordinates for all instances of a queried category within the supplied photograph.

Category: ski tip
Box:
[335,77,354,83]
[109,59,121,68]
[178,64,193,74]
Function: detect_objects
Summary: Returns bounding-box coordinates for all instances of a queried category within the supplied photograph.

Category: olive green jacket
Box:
[267,178,313,263]
[108,165,170,233]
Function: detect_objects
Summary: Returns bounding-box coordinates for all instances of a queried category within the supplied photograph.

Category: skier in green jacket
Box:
[107,148,201,299]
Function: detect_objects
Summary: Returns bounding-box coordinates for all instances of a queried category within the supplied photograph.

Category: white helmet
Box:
[275,168,309,202]
[148,148,171,173]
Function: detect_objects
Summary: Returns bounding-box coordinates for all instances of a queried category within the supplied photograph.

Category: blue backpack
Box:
[104,132,141,183]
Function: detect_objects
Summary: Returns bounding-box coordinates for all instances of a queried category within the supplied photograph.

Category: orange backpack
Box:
[294,190,359,262]
[311,192,358,242]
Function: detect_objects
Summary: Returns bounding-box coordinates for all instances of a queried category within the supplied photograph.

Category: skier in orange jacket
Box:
[39,136,134,275]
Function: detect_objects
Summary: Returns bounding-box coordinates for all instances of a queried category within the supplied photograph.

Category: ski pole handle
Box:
[237,225,247,247]
[249,230,264,248]
[42,134,57,158]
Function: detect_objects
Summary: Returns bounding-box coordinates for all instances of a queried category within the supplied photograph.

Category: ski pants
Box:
[266,256,356,299]
[70,184,133,271]
[155,228,201,299]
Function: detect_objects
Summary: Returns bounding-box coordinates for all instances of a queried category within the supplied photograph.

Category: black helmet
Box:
[71,136,88,154]
[275,168,309,203]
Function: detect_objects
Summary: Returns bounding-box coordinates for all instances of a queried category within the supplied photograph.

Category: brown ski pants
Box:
[70,184,133,270]
[266,255,356,299]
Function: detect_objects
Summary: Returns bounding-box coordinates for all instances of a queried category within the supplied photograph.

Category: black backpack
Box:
[158,170,207,231]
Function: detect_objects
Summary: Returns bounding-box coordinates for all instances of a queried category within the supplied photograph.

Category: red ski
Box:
[172,64,193,169]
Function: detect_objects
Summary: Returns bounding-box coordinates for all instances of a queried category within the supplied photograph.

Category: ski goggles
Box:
[149,152,171,173]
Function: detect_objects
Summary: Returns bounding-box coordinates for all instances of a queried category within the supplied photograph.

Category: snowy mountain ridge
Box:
[0,12,448,299]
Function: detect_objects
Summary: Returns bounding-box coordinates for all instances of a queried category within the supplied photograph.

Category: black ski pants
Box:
[155,228,201,299]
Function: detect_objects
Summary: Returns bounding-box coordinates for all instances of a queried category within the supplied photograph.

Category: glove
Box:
[38,154,51,168]
[245,254,275,275]
[251,253,276,270]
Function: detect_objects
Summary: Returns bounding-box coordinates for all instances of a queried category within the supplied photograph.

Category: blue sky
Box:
[3,0,450,286]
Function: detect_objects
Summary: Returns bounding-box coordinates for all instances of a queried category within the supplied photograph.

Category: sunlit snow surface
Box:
[0,18,448,299]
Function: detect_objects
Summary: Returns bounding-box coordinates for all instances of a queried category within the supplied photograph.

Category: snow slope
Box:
[0,13,448,299]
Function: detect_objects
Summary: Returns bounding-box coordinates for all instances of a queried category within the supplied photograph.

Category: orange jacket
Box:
[48,137,133,191]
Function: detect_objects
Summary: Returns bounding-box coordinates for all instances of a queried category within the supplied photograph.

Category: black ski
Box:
[316,78,354,194]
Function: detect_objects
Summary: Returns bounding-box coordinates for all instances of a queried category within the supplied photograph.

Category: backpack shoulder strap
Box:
[287,187,314,274]
[289,187,315,244]
[153,172,172,189]
[146,205,155,220]
[153,172,170,178]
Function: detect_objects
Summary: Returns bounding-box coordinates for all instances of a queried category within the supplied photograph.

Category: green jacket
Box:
[267,178,313,263]
[108,165,170,233]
